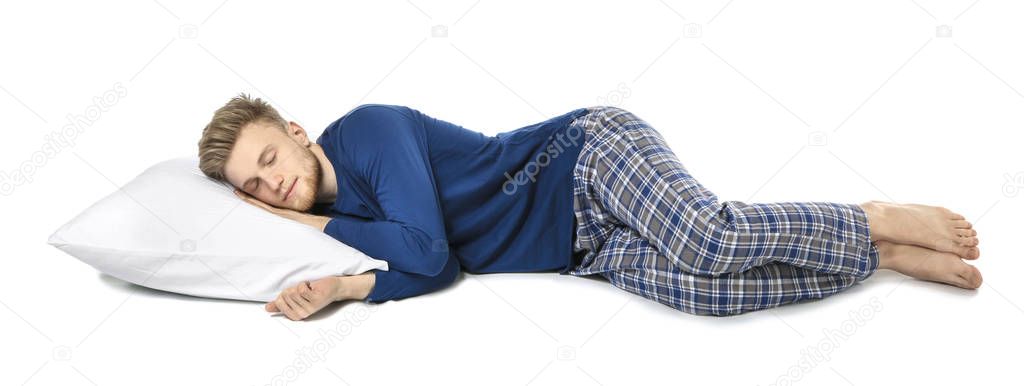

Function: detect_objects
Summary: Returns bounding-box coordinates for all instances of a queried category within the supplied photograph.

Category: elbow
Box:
[436,256,460,285]
[413,250,458,284]
[403,230,450,276]
[420,247,450,277]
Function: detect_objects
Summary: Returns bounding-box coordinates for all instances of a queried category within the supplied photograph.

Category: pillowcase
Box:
[48,157,387,302]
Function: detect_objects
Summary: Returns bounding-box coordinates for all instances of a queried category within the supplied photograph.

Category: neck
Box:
[309,144,338,204]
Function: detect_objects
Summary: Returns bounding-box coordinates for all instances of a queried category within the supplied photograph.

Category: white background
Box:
[2,1,1023,385]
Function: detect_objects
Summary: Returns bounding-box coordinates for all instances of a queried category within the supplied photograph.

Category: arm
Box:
[323,214,448,276]
[263,256,460,321]
[363,254,461,303]
[335,271,377,301]
[234,188,455,316]
[263,272,375,321]
[323,107,450,276]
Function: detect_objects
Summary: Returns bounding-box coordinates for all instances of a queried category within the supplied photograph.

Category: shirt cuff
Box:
[363,268,393,303]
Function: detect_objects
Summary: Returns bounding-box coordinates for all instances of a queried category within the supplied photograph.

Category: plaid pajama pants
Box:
[564,106,880,316]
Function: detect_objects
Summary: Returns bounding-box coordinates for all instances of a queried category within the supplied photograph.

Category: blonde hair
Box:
[197,93,287,181]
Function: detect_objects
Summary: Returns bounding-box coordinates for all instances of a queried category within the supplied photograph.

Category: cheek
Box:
[255,186,277,203]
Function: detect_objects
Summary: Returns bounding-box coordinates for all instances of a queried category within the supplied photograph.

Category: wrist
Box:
[333,272,375,301]
[304,214,331,231]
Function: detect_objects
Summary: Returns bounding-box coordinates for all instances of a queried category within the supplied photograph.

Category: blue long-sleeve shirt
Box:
[311,104,591,302]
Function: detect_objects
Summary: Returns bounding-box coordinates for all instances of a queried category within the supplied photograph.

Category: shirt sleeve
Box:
[322,105,451,277]
[364,255,461,302]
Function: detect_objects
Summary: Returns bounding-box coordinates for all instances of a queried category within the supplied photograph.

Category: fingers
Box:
[266,285,319,321]
[233,189,253,201]
[235,189,274,212]
[271,297,295,319]
[234,189,256,205]
[283,291,310,320]
[299,281,315,302]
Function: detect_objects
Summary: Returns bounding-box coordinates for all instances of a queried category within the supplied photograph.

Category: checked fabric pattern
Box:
[565,106,880,315]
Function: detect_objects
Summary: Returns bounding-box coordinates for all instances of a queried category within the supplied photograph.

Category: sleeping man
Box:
[197,94,982,321]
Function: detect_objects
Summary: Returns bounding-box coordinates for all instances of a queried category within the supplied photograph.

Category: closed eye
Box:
[245,146,274,192]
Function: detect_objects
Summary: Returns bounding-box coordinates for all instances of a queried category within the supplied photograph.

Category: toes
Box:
[956,228,978,237]
[953,245,980,260]
[949,212,966,220]
[966,247,980,259]
[952,219,973,229]
[956,229,979,246]
[968,266,983,288]
[957,264,983,289]
[958,236,979,247]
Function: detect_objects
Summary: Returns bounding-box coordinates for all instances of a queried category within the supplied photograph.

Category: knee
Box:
[586,105,632,116]
[600,105,629,113]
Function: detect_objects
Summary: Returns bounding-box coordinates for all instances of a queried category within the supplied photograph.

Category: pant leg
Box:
[590,226,860,316]
[571,106,879,279]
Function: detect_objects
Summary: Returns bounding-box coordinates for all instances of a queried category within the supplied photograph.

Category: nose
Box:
[257,169,286,192]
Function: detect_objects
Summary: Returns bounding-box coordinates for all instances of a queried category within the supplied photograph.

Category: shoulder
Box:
[333,104,425,150]
[343,103,417,123]
[317,104,426,167]
[335,104,420,136]
[321,104,418,139]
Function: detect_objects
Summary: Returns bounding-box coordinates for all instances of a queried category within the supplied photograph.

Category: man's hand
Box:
[234,189,330,231]
[266,273,376,321]
[265,276,342,321]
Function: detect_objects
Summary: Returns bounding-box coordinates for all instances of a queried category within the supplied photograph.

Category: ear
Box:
[286,121,311,147]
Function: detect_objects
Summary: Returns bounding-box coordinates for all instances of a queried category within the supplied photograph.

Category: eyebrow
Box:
[243,144,273,190]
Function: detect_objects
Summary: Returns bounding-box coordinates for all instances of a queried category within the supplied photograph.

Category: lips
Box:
[283,178,297,202]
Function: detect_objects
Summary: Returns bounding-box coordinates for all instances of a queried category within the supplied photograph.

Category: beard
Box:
[291,145,322,212]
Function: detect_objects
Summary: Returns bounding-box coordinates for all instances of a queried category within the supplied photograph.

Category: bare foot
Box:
[876,241,983,289]
[861,201,980,259]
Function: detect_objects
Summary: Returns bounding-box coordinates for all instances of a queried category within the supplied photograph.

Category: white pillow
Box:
[48,157,387,302]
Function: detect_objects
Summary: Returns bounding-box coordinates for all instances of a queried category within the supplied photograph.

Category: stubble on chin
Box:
[293,147,322,212]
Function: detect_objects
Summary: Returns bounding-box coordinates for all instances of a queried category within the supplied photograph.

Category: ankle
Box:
[336,272,375,301]
[860,201,889,241]
[875,241,896,270]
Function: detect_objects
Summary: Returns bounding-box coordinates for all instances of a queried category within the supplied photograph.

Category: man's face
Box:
[223,120,321,212]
